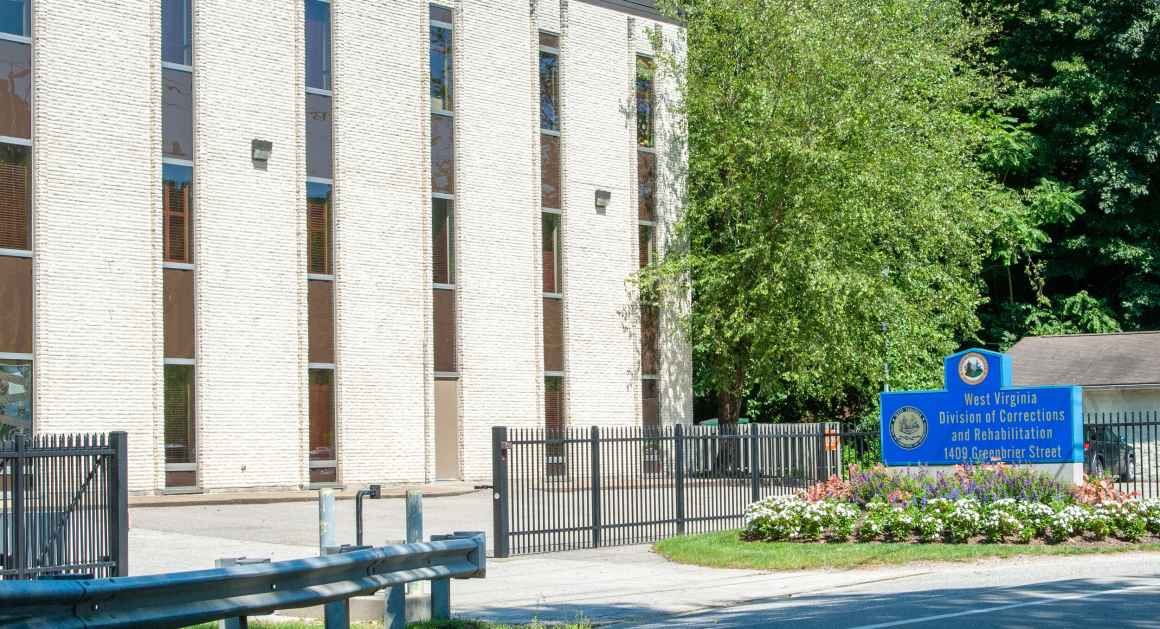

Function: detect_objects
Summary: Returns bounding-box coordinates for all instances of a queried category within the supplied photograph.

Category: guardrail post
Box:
[491,426,511,558]
[430,578,451,620]
[674,424,685,535]
[749,424,761,503]
[110,431,129,576]
[590,426,602,548]
[318,488,336,554]
[384,584,406,629]
[321,546,350,628]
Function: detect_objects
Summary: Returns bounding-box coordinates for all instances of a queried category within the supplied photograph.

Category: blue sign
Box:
[879,348,1082,466]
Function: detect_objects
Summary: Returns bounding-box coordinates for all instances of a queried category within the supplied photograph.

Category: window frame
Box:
[162,358,198,489]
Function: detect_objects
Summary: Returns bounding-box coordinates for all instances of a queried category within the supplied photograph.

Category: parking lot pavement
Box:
[130,493,1160,627]
[129,490,494,574]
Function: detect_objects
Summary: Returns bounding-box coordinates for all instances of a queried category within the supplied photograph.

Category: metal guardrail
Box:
[0,532,486,629]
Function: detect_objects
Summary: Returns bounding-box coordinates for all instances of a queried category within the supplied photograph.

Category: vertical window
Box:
[0,143,29,250]
[163,163,192,264]
[162,70,194,160]
[540,32,565,434]
[0,39,31,140]
[0,0,29,38]
[432,198,454,284]
[163,0,195,488]
[539,33,560,132]
[430,4,460,479]
[542,212,560,293]
[161,0,192,66]
[308,368,336,483]
[307,182,333,275]
[305,0,331,91]
[637,56,660,425]
[430,6,454,112]
[642,379,659,430]
[306,0,337,485]
[306,94,333,180]
[638,223,656,269]
[0,0,30,437]
[163,363,196,488]
[0,359,31,440]
[636,56,655,148]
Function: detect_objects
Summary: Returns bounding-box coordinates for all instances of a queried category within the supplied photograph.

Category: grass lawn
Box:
[186,620,589,629]
[654,530,1160,571]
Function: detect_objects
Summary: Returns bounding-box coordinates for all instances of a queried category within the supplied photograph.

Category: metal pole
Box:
[674,423,685,535]
[318,488,336,554]
[12,436,25,579]
[406,490,423,544]
[590,426,602,548]
[881,320,890,392]
[491,427,511,558]
[405,490,423,596]
[110,431,130,576]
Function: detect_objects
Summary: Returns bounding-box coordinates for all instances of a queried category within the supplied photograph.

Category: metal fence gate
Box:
[491,423,843,557]
[1,432,129,579]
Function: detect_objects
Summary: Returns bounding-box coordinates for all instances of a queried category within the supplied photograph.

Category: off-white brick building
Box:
[0,0,690,494]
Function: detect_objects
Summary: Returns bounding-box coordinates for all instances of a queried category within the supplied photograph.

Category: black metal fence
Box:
[1,431,129,579]
[491,414,1160,556]
[491,423,845,557]
[1085,411,1160,498]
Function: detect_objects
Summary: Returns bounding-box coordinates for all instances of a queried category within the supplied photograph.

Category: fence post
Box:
[815,424,828,483]
[590,426,602,548]
[109,431,129,576]
[321,546,351,628]
[674,423,685,535]
[490,426,510,558]
[749,424,760,503]
[318,488,336,554]
[12,436,25,579]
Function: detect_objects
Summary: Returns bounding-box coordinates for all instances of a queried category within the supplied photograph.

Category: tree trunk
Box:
[713,367,746,476]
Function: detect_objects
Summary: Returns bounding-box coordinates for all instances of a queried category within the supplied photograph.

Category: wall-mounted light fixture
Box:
[251,139,273,165]
[595,189,611,215]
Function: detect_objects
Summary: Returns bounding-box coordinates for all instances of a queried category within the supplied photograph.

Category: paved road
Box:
[130,492,1160,627]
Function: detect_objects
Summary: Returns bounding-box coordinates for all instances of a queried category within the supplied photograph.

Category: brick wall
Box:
[456,0,543,481]
[191,0,303,490]
[332,0,430,485]
[557,2,641,428]
[32,1,162,491]
[28,0,688,492]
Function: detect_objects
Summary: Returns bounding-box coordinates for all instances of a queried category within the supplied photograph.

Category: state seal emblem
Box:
[957,352,988,386]
[889,406,927,450]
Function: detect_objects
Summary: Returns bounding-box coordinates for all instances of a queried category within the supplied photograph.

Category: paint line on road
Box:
[847,580,1160,629]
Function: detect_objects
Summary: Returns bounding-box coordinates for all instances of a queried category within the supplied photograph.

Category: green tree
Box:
[969,0,1160,345]
[651,0,1014,423]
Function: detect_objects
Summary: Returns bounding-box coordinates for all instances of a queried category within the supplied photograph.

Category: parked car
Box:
[1084,425,1135,482]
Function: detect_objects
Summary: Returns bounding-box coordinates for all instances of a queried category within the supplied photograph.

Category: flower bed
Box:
[743,464,1160,545]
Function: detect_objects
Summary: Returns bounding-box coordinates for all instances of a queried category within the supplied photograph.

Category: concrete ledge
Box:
[129,482,481,507]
